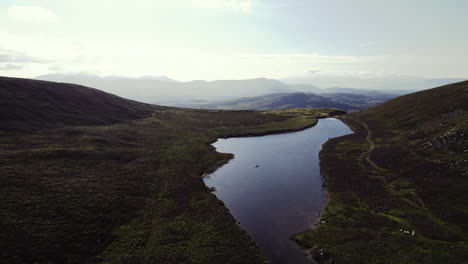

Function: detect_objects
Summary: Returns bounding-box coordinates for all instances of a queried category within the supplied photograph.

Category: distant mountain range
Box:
[36,74,298,103]
[103,75,178,82]
[35,74,467,112]
[282,74,468,91]
[35,74,416,105]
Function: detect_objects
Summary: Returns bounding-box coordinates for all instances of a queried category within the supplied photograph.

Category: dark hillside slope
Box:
[175,92,360,111]
[295,81,468,263]
[357,80,468,129]
[320,92,395,110]
[0,77,345,264]
[356,80,468,232]
[0,76,158,130]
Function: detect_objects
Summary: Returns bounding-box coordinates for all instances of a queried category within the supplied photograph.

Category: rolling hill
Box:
[0,77,159,130]
[166,92,397,111]
[295,81,468,263]
[172,92,360,111]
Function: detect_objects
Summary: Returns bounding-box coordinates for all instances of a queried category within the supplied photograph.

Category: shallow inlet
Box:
[203,118,353,264]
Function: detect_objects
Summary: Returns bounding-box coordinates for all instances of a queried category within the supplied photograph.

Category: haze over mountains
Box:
[35,74,466,109]
[35,73,467,112]
[282,74,468,91]
[36,74,295,103]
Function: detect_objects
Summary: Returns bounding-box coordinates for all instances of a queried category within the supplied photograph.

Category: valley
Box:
[2,1,467,263]
[0,77,342,264]
[1,77,467,264]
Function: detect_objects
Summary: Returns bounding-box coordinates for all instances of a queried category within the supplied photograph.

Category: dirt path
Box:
[354,119,395,192]
[356,118,426,207]
[357,119,380,170]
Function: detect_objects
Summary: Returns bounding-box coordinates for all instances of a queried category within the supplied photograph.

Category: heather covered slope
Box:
[356,80,468,234]
[357,80,468,129]
[295,81,468,263]
[0,76,159,130]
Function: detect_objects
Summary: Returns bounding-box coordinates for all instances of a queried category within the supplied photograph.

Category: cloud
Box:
[0,54,44,63]
[1,31,467,81]
[48,65,64,72]
[307,70,320,75]
[0,48,48,63]
[7,5,58,23]
[0,64,23,71]
[191,0,252,13]
[359,41,376,48]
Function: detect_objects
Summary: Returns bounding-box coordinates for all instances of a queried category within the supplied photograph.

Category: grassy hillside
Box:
[357,80,468,129]
[295,81,468,263]
[0,77,342,264]
[0,77,160,130]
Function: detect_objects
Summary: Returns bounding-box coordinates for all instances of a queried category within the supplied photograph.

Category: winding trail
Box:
[355,118,425,207]
[357,119,380,170]
[354,119,392,191]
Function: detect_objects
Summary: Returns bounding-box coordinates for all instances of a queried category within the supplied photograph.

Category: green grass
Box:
[0,100,342,263]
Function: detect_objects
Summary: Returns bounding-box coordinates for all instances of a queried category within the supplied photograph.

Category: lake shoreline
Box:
[202,113,345,175]
[203,117,353,264]
[291,118,352,259]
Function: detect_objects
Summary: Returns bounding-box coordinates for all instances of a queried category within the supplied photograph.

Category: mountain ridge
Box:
[35,74,415,105]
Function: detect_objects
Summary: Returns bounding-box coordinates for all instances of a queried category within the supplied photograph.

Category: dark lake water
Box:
[203,118,353,264]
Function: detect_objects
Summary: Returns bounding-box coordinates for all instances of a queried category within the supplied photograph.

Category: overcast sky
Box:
[1,0,467,81]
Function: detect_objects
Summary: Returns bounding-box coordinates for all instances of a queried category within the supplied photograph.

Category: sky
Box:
[1,0,468,81]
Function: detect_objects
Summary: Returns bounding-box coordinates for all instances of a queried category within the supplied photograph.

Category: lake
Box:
[203,118,353,264]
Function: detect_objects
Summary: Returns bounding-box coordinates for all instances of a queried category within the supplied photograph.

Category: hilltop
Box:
[0,76,159,130]
[357,80,468,129]
[295,81,468,263]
